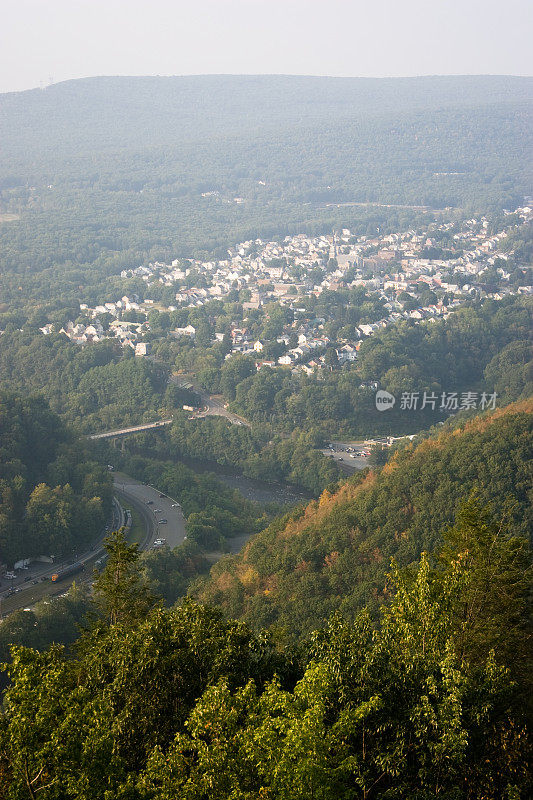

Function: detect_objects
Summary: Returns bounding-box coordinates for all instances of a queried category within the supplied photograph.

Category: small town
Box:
[47,206,533,375]
[1,16,532,795]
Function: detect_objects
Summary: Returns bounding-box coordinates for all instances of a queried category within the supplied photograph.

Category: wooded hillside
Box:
[194,399,533,636]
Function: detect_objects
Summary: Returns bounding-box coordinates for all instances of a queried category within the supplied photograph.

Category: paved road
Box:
[169,374,251,427]
[0,498,124,616]
[0,473,187,617]
[195,394,251,427]
[113,472,187,550]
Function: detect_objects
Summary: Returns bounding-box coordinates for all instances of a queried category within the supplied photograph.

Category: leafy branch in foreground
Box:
[0,502,530,798]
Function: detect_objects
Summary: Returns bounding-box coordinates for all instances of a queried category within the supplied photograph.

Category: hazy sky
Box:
[1,0,532,94]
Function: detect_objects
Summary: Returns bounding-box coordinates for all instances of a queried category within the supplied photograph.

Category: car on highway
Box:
[159,493,165,498]
[146,500,154,505]
[152,538,166,548]
[171,503,180,507]
[154,509,162,513]
[159,519,168,524]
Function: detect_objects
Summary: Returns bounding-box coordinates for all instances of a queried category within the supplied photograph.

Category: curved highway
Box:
[112,472,187,550]
[0,498,122,616]
[194,394,251,427]
[0,473,186,618]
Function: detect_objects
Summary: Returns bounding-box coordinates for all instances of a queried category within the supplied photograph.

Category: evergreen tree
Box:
[92,528,156,626]
[438,497,533,699]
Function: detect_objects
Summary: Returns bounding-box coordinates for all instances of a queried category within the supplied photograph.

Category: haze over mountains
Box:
[0,74,531,302]
[2,74,532,149]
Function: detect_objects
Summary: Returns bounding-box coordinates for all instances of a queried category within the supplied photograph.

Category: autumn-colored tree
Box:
[0,504,530,799]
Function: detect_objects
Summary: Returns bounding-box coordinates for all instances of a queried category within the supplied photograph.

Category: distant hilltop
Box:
[1,73,532,152]
[3,73,533,102]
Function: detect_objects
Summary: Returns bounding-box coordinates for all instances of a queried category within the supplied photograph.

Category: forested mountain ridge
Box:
[2,74,532,155]
[194,398,533,636]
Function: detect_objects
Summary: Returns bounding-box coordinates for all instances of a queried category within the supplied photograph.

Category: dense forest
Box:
[0,393,112,564]
[0,498,530,798]
[0,334,170,432]
[194,400,532,637]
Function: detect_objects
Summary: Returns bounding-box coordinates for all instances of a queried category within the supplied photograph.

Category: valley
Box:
[0,72,531,799]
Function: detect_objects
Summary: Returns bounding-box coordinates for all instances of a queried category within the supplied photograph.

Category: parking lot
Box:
[321,441,371,471]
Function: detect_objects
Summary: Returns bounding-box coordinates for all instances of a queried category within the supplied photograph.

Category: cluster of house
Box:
[119,206,531,306]
[40,298,152,356]
[272,303,461,374]
[42,207,532,373]
[119,233,333,308]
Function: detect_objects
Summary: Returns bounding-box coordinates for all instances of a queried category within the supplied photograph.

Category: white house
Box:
[135,342,150,357]
[337,344,358,363]
[173,325,196,339]
[278,354,295,365]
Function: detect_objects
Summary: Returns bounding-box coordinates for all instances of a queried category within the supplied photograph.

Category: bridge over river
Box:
[88,419,173,440]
